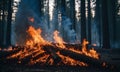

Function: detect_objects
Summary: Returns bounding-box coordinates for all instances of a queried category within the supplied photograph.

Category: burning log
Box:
[19,51,46,64]
[0,45,114,70]
[0,47,22,59]
[41,45,113,69]
[0,25,114,69]
[0,44,111,66]
[42,45,61,65]
[59,49,112,68]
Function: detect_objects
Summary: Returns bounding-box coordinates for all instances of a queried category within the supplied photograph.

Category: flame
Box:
[56,51,88,66]
[53,30,66,48]
[2,46,16,52]
[29,54,50,65]
[82,39,89,53]
[6,26,99,66]
[7,50,23,58]
[81,39,99,59]
[68,39,99,59]
[26,26,50,46]
[47,58,54,65]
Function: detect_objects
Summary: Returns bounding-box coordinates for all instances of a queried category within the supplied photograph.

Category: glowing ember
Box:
[7,50,23,59]
[28,17,34,23]
[56,51,88,66]
[92,44,97,46]
[7,46,13,51]
[102,62,106,67]
[29,54,50,65]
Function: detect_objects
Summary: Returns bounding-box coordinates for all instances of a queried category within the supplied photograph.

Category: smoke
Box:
[91,21,100,46]
[61,17,77,43]
[15,0,77,45]
[15,0,55,45]
[15,0,42,45]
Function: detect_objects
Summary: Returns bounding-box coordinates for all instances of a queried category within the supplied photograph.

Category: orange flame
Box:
[53,30,66,48]
[29,54,50,65]
[6,26,100,66]
[68,39,99,59]
[81,39,99,59]
[26,26,50,46]
[56,51,88,66]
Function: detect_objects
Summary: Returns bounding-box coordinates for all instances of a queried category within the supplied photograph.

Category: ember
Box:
[28,17,34,23]
[56,51,88,66]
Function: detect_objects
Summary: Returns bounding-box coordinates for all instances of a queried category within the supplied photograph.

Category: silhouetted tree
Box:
[39,0,44,16]
[101,0,110,48]
[81,0,86,41]
[108,0,117,48]
[94,0,102,47]
[6,0,13,46]
[0,0,12,47]
[70,0,76,30]
[87,0,91,43]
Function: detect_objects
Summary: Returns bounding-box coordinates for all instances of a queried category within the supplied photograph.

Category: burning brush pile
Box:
[0,26,113,69]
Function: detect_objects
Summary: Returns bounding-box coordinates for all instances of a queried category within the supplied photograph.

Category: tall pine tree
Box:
[81,0,86,41]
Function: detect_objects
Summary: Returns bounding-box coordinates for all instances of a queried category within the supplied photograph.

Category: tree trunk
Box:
[39,0,44,16]
[6,0,12,46]
[47,0,50,29]
[94,0,102,47]
[65,0,70,18]
[0,2,3,47]
[0,0,6,47]
[81,0,86,41]
[108,0,117,48]
[52,0,59,31]
[70,0,76,30]
[87,0,91,43]
[101,0,110,49]
[57,0,62,32]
